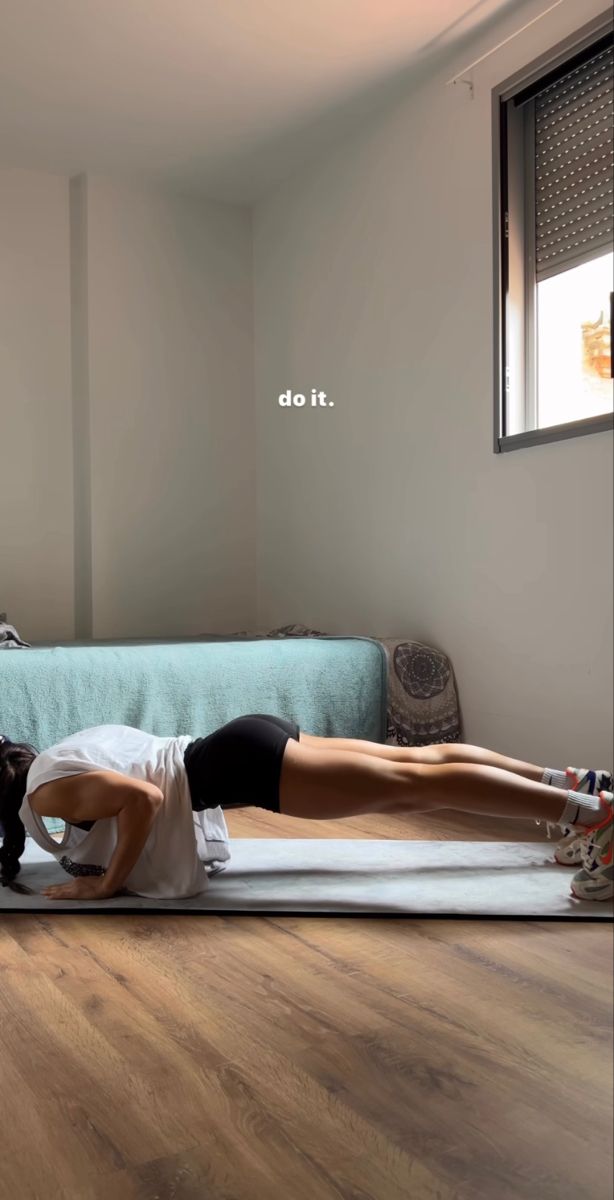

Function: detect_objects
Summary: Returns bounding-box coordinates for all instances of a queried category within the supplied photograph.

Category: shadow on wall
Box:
[210,0,534,201]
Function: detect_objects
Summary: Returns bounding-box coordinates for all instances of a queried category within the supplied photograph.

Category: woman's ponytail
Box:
[0,737,38,894]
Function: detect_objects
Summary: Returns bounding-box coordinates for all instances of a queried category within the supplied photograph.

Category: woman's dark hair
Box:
[0,735,38,894]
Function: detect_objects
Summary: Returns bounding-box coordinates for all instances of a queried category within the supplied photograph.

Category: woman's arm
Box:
[31,770,163,897]
[98,793,162,897]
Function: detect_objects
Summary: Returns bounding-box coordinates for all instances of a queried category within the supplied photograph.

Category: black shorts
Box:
[183,713,300,814]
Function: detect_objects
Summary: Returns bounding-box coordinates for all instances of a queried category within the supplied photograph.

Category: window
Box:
[493,16,613,452]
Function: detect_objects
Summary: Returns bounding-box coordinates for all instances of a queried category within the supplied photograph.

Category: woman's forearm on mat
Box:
[99,796,161,896]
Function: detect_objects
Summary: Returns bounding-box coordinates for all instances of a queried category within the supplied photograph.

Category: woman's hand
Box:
[41,876,113,901]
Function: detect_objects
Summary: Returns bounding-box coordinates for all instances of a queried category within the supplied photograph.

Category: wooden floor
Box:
[1,807,612,1200]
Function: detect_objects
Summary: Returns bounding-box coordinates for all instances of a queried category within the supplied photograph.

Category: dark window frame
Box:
[492,12,614,454]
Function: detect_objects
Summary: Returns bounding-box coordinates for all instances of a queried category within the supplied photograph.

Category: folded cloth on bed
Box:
[0,612,30,649]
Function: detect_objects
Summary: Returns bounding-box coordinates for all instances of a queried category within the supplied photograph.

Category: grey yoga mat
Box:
[3,838,612,918]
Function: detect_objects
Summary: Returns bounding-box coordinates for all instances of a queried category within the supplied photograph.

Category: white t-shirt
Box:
[19,724,230,899]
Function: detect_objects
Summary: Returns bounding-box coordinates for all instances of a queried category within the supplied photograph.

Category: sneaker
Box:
[553,768,613,866]
[570,792,614,902]
[565,767,613,795]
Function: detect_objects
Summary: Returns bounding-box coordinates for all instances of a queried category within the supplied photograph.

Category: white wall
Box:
[0,169,75,640]
[85,179,255,638]
[0,171,255,642]
[2,3,611,764]
[253,0,614,765]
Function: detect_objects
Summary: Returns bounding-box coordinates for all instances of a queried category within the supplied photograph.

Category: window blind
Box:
[534,40,613,279]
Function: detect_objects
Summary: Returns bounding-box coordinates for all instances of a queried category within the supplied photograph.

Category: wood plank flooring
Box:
[1,807,612,1200]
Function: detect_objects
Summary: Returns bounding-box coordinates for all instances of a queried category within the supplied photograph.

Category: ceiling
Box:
[1,0,523,203]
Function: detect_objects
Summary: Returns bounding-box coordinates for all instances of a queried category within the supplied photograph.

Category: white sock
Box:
[541,768,568,788]
[558,790,603,831]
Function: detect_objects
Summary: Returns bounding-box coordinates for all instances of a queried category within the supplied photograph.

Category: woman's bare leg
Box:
[279,739,573,825]
[300,733,545,783]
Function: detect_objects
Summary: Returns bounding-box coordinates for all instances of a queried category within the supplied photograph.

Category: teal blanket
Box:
[1,637,388,753]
